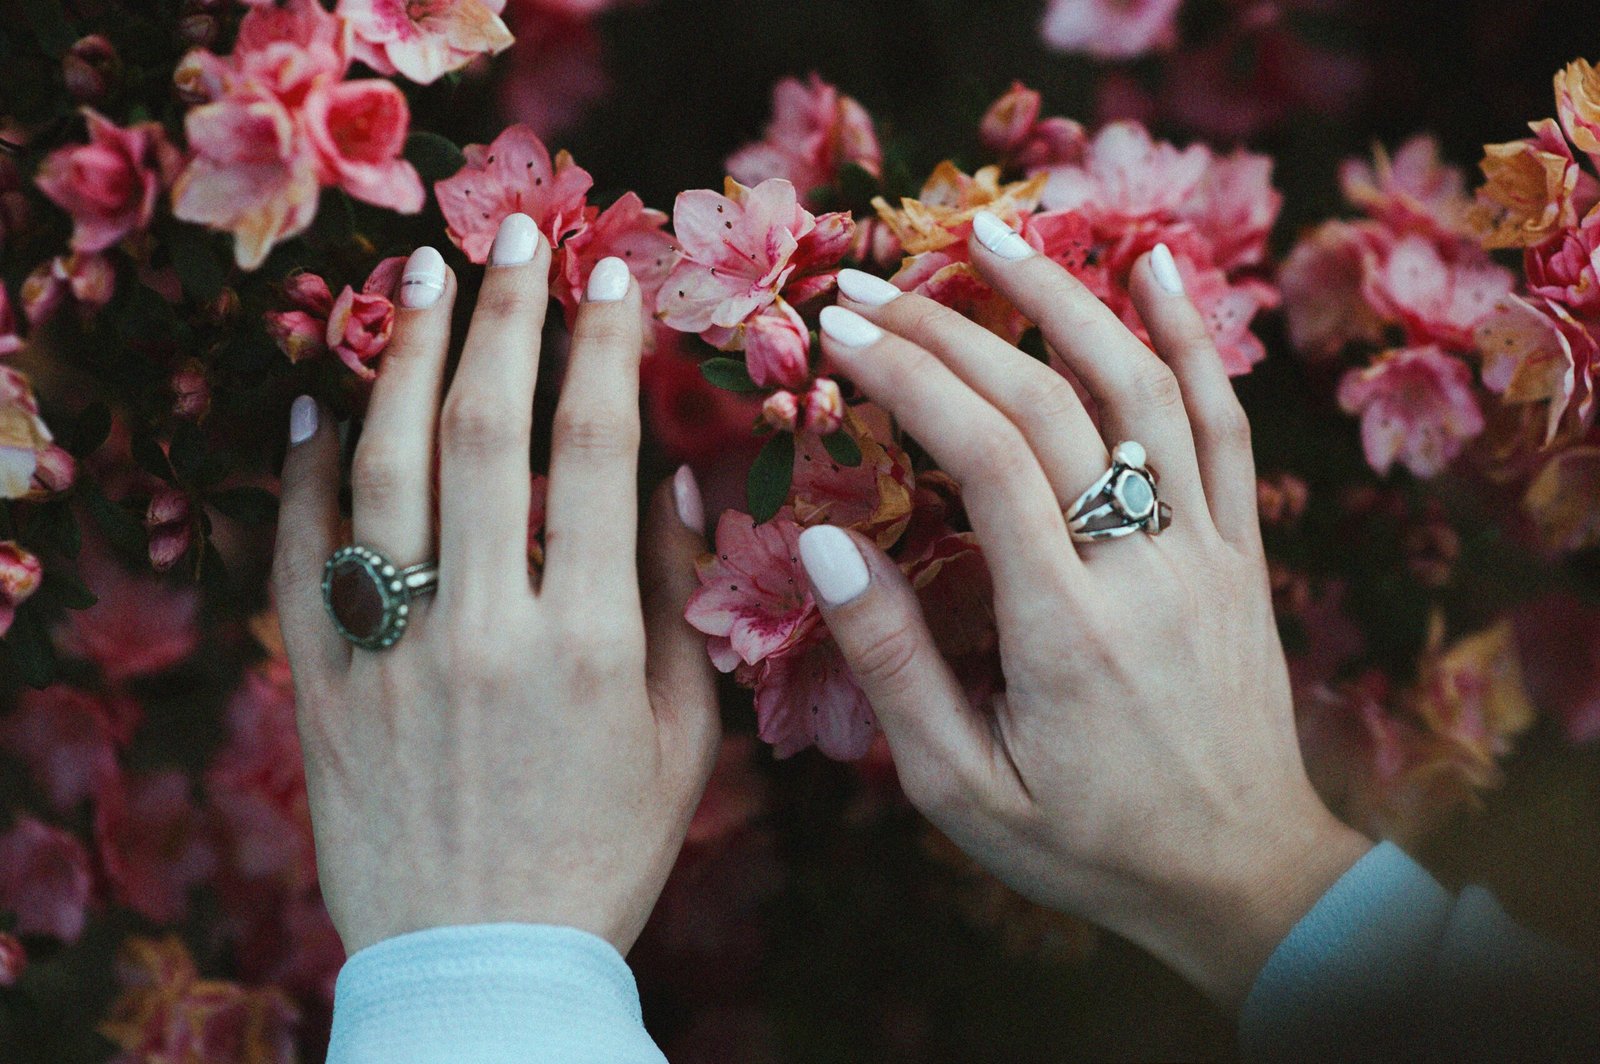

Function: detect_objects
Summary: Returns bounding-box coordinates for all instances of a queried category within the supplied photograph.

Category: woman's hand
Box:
[271,214,720,957]
[808,213,1372,1010]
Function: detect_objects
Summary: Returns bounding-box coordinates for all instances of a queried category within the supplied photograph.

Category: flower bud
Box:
[0,283,22,356]
[981,82,1042,155]
[0,542,43,637]
[63,35,120,104]
[146,488,193,573]
[762,390,801,432]
[21,262,66,329]
[743,301,810,389]
[177,13,219,49]
[803,378,844,435]
[63,253,115,310]
[171,360,211,421]
[0,932,25,987]
[29,445,77,499]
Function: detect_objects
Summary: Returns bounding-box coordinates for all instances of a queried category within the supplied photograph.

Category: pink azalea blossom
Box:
[1280,220,1390,361]
[339,0,514,85]
[1175,149,1282,272]
[436,123,594,263]
[641,338,764,463]
[0,816,93,942]
[1337,346,1486,478]
[1,687,134,811]
[95,771,218,925]
[742,300,810,389]
[300,79,426,214]
[658,178,852,347]
[1525,217,1600,312]
[1363,236,1514,352]
[1039,0,1181,60]
[726,75,882,204]
[0,541,43,637]
[789,411,915,547]
[55,541,201,683]
[326,282,397,379]
[34,110,181,254]
[552,191,674,326]
[980,82,1086,170]
[1476,293,1600,442]
[751,636,878,760]
[1040,121,1211,225]
[1339,136,1476,242]
[685,511,818,670]
[266,258,402,379]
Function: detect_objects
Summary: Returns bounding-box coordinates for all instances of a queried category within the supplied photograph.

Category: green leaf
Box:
[747,432,796,524]
[130,430,174,483]
[3,607,57,689]
[40,566,97,611]
[700,358,761,393]
[209,486,280,526]
[821,430,863,467]
[166,224,227,304]
[18,0,77,57]
[837,162,881,206]
[64,402,112,459]
[81,482,149,556]
[405,131,466,184]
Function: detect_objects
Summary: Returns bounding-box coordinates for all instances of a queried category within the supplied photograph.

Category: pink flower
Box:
[146,488,194,572]
[1040,121,1211,227]
[802,378,844,435]
[1,687,131,811]
[95,771,217,925]
[1526,217,1600,312]
[1280,220,1389,361]
[726,75,882,205]
[658,178,852,346]
[436,124,595,264]
[1364,236,1513,352]
[790,409,915,547]
[751,636,878,760]
[326,283,397,379]
[206,660,315,891]
[301,79,426,214]
[1476,294,1600,441]
[266,259,401,378]
[34,110,181,254]
[686,511,818,669]
[339,0,514,85]
[1339,136,1475,242]
[1039,0,1181,60]
[0,284,22,356]
[55,541,201,683]
[1337,346,1485,478]
[980,82,1086,170]
[0,367,58,501]
[1175,149,1282,272]
[0,933,24,987]
[0,817,93,942]
[743,300,810,389]
[641,337,764,463]
[762,390,800,432]
[0,541,43,637]
[552,191,674,327]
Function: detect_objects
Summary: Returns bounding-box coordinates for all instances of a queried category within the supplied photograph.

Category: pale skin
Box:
[274,210,1371,1012]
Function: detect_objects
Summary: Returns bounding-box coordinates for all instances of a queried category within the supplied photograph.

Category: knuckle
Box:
[1011,372,1082,430]
[968,419,1032,477]
[1127,360,1185,413]
[553,407,639,457]
[849,620,922,692]
[350,447,405,501]
[475,285,538,322]
[573,315,640,352]
[443,397,519,452]
[1208,399,1252,448]
[902,771,957,818]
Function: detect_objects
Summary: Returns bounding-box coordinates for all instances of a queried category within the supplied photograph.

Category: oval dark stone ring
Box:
[321,545,438,651]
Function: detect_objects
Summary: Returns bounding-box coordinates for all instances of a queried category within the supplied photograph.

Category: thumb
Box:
[797,524,996,813]
[642,465,721,777]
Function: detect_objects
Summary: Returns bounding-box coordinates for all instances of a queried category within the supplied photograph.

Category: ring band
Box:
[322,544,438,650]
[1065,441,1172,543]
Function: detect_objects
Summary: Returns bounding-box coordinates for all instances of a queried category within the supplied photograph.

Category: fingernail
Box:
[673,464,705,531]
[819,305,882,347]
[587,256,632,303]
[799,525,871,607]
[1150,243,1185,295]
[836,268,902,307]
[289,395,318,445]
[400,246,446,308]
[971,210,1034,261]
[490,213,541,267]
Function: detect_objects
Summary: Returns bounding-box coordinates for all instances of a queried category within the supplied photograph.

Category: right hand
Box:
[805,215,1371,1011]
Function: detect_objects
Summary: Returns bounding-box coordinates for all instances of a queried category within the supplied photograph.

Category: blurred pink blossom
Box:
[56,542,201,683]
[1363,235,1513,351]
[980,82,1086,170]
[95,770,218,925]
[0,816,93,942]
[0,540,43,637]
[34,110,181,254]
[726,75,882,206]
[0,933,24,987]
[146,487,194,572]
[1040,0,1180,60]
[1337,345,1485,478]
[338,0,514,85]
[1,687,135,811]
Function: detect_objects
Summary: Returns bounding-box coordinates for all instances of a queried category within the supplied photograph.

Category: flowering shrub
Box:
[0,0,1597,1058]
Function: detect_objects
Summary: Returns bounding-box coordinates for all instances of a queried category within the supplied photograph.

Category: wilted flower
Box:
[1476,119,1599,250]
[339,0,515,85]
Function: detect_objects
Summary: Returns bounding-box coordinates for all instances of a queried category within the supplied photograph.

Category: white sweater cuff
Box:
[326,923,666,1064]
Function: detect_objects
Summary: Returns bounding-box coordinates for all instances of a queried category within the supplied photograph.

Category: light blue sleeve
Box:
[1240,841,1598,1062]
[325,923,667,1064]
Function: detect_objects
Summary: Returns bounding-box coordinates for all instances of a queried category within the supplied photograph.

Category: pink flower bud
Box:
[62,35,120,104]
[0,541,43,637]
[265,310,327,365]
[762,390,801,432]
[172,50,222,106]
[803,378,844,435]
[981,82,1043,155]
[743,301,810,389]
[21,262,65,329]
[146,489,193,573]
[28,445,77,499]
[0,932,24,987]
[281,271,334,314]
[63,253,115,310]
[171,361,211,420]
[326,286,395,380]
[177,13,220,49]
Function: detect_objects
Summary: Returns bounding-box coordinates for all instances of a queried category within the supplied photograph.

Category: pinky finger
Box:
[272,396,348,679]
[1132,245,1261,551]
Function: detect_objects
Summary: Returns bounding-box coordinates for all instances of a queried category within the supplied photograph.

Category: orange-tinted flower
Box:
[1555,58,1600,165]
[1524,445,1600,552]
[1476,119,1598,249]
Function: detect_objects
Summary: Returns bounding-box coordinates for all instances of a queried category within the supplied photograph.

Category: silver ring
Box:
[1065,441,1171,543]
[322,544,438,650]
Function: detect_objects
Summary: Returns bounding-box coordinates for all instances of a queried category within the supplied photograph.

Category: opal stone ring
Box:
[1065,441,1172,543]
[322,544,438,650]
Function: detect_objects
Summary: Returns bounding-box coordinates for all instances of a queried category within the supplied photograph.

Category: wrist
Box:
[1130,796,1372,1012]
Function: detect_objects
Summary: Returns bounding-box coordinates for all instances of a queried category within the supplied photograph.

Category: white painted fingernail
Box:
[288,395,318,445]
[400,246,446,308]
[490,213,540,267]
[799,525,870,607]
[586,256,631,303]
[819,305,882,347]
[673,464,704,531]
[971,210,1034,260]
[1151,243,1185,295]
[837,268,903,306]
